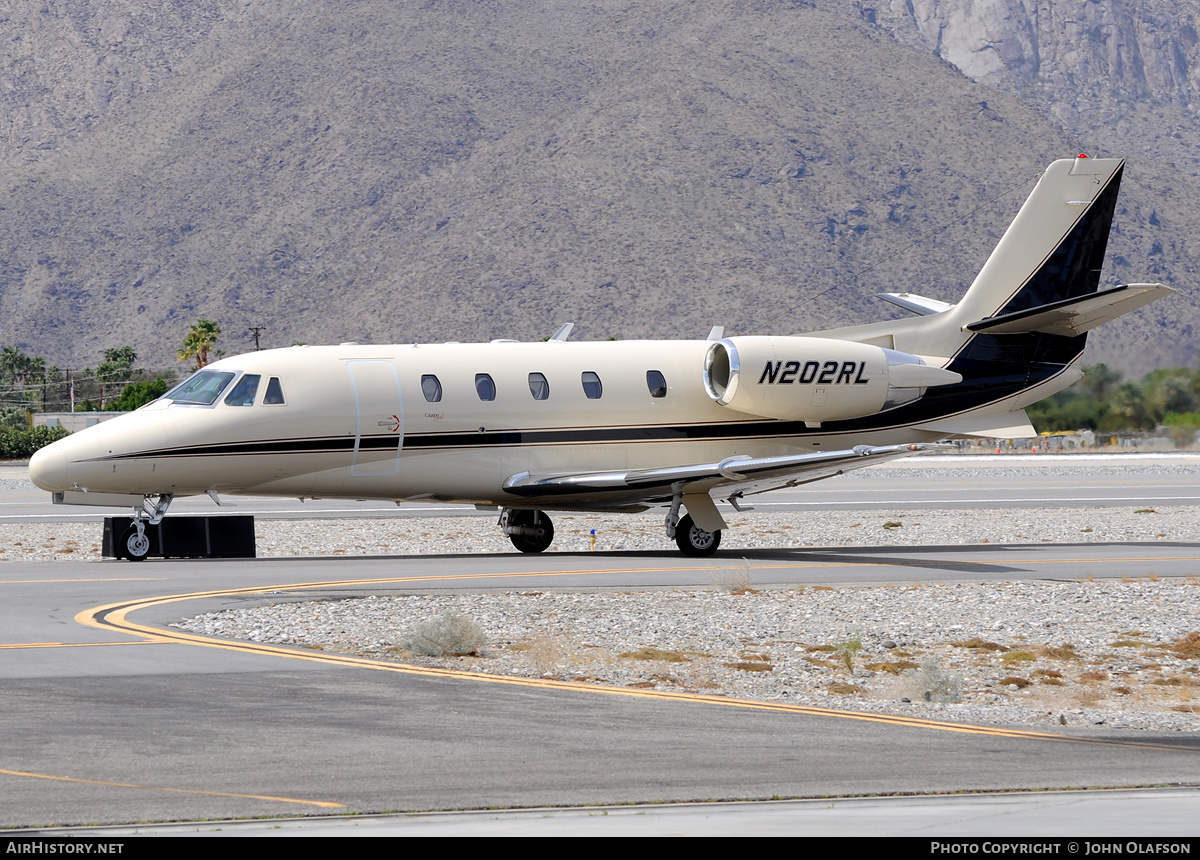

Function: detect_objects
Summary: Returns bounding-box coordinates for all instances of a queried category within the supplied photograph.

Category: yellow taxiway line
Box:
[0,767,343,809]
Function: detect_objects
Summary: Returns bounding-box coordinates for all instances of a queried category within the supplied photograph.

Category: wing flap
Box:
[503,443,938,499]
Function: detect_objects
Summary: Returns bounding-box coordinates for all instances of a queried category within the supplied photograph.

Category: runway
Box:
[3,454,1200,832]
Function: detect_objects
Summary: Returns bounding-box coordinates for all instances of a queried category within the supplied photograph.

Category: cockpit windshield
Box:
[161,370,237,406]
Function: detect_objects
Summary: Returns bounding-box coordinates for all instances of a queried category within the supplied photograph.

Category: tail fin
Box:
[955,156,1123,323]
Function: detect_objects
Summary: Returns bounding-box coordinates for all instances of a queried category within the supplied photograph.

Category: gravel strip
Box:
[175,579,1200,733]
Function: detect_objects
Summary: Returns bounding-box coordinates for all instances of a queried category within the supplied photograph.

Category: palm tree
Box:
[177,320,221,369]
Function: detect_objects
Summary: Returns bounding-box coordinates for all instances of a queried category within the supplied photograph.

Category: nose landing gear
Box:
[117,494,173,561]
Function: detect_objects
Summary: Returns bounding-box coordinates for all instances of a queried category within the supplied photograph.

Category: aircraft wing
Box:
[503,443,937,506]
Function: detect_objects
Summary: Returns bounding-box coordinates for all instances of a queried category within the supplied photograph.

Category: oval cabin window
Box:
[475,373,496,401]
[528,372,550,400]
[581,371,603,399]
[646,370,667,398]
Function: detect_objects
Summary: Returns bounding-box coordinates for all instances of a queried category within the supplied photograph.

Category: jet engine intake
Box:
[702,336,960,422]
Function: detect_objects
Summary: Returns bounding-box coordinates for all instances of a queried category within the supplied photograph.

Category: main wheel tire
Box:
[674,514,721,557]
[120,524,151,562]
[508,510,554,553]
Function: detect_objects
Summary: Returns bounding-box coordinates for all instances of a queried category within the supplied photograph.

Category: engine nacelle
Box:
[702,336,961,422]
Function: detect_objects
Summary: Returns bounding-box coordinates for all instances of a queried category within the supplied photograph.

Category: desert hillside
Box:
[0,0,1194,374]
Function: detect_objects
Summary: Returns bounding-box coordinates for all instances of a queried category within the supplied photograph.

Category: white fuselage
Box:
[29,339,978,509]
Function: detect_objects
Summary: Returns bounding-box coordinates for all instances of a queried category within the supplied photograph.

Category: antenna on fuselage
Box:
[548,323,574,342]
[707,326,725,341]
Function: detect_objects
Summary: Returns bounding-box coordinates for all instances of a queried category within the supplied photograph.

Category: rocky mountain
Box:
[0,0,1195,375]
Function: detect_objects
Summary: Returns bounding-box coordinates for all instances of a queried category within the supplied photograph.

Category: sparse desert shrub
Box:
[908,658,963,704]
[712,570,757,595]
[401,611,485,656]
[526,635,566,676]
[1001,650,1035,664]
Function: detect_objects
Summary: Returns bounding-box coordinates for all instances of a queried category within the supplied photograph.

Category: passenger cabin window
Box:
[163,370,236,406]
[224,374,261,407]
[646,370,667,398]
[528,372,550,401]
[475,373,496,401]
[421,375,442,403]
[581,371,603,400]
[263,377,286,405]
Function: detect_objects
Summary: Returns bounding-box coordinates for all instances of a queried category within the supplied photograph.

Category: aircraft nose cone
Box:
[29,442,68,492]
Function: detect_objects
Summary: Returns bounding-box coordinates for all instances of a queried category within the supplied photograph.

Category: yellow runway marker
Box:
[0,766,343,808]
[73,565,1200,755]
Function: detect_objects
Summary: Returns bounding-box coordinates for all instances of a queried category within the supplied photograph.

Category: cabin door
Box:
[348,360,403,477]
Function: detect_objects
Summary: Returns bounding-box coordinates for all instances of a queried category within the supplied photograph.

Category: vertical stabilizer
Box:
[952,156,1124,326]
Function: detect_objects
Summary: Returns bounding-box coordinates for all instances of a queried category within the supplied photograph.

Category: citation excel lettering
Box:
[757,361,869,386]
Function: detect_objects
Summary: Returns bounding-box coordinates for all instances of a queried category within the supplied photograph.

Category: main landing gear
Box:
[663,493,723,557]
[118,494,173,561]
[672,514,722,557]
[498,502,722,557]
[501,508,555,553]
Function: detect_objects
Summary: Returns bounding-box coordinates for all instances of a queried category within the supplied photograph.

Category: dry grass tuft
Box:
[832,633,862,672]
[998,676,1031,689]
[725,661,774,673]
[950,637,1007,652]
[865,661,920,674]
[1169,632,1200,658]
[1000,650,1035,664]
[620,647,689,663]
[1035,643,1080,660]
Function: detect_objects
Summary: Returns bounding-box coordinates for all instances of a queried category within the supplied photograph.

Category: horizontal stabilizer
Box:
[964,283,1174,336]
[504,444,939,498]
[877,292,955,316]
[914,410,1037,439]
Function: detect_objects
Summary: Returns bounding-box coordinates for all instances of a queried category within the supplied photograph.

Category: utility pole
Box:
[248,326,266,350]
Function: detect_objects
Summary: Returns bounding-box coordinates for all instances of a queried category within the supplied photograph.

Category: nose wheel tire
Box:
[675,514,721,557]
[119,524,151,562]
[508,510,554,554]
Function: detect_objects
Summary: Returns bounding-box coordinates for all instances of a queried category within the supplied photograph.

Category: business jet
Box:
[29,156,1172,560]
